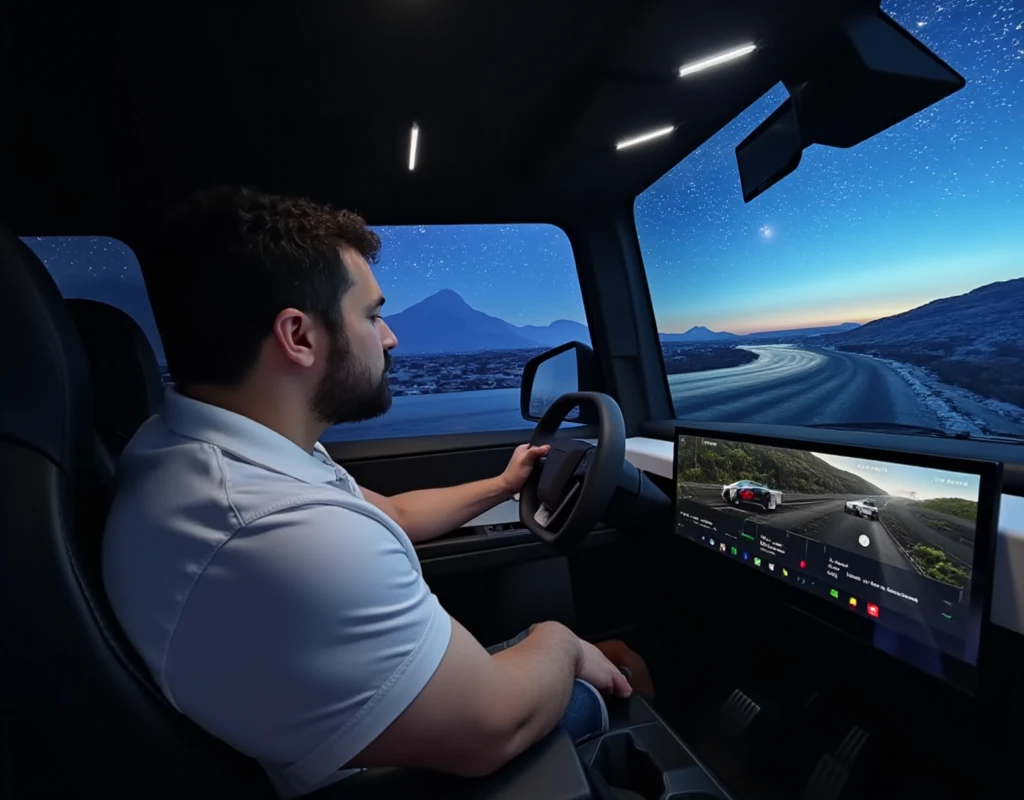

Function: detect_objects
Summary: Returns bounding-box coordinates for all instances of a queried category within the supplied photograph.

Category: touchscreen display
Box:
[674,433,991,675]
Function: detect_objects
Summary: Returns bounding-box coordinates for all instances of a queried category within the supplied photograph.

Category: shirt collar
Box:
[161,387,340,486]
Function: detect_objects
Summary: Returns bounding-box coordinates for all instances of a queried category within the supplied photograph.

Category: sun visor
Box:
[736,11,966,202]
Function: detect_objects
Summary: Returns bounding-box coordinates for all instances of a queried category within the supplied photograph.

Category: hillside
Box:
[677,438,888,496]
[824,278,1024,407]
[916,498,978,523]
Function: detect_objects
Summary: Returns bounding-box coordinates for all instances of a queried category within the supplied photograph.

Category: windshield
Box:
[635,0,1023,441]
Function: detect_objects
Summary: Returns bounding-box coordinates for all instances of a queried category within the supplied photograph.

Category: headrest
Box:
[67,299,164,449]
[0,226,92,471]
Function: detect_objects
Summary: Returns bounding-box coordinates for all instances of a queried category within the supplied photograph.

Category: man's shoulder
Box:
[112,416,362,523]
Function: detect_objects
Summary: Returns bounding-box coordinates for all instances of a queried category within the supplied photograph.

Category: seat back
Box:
[66,297,165,489]
[0,228,272,799]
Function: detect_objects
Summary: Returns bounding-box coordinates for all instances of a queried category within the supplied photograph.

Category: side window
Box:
[334,223,588,441]
[23,236,169,382]
[23,226,589,442]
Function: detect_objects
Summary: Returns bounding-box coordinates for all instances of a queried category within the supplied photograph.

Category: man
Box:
[102,186,650,799]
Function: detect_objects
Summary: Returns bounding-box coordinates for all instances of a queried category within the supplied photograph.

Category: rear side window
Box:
[24,236,168,380]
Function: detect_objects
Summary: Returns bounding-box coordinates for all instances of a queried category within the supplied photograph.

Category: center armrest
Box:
[317,726,591,799]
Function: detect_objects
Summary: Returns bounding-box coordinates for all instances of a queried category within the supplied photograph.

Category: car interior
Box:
[3,1,1023,799]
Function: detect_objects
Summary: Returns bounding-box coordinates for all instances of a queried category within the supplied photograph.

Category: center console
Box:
[333,693,732,800]
[581,694,731,800]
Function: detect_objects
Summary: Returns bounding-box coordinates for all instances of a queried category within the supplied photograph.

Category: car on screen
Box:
[721,480,782,511]
[845,499,880,520]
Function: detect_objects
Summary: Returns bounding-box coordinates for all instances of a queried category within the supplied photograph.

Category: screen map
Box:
[675,434,984,667]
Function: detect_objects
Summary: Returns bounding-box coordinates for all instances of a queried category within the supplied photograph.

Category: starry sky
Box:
[637,0,1024,334]
[372,224,584,326]
[27,0,1023,339]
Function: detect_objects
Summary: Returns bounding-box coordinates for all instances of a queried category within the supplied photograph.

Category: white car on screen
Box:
[845,498,880,520]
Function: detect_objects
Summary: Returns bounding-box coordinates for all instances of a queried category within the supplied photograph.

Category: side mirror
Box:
[520,341,601,424]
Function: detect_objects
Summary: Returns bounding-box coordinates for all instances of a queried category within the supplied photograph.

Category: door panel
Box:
[325,436,651,651]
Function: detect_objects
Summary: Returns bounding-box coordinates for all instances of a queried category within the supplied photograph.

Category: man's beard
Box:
[310,330,393,426]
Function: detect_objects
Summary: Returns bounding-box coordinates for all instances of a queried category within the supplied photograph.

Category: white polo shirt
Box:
[102,389,452,798]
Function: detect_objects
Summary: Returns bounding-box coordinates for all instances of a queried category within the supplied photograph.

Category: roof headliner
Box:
[4,0,875,241]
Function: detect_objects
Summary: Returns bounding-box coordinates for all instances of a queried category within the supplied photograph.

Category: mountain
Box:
[385,289,568,354]
[519,319,591,347]
[658,322,860,343]
[824,278,1024,355]
[660,326,737,343]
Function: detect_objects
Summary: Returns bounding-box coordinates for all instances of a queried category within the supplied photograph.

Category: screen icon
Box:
[710,539,715,547]
[730,546,738,556]
[753,557,762,567]
[768,563,775,572]
[719,542,727,552]
[867,603,880,618]
[799,560,807,569]
[743,552,749,561]
[782,568,789,577]
[849,597,857,608]
[829,588,839,599]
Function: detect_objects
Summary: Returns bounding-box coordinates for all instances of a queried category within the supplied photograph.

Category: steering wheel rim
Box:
[519,391,626,551]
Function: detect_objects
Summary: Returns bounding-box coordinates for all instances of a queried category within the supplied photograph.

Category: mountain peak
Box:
[419,288,470,309]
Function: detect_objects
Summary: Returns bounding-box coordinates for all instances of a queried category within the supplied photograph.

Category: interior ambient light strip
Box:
[615,125,676,150]
[408,123,420,171]
[678,43,756,77]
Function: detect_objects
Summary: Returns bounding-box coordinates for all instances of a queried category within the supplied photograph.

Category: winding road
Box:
[669,345,940,427]
[683,485,915,571]
[322,343,1015,442]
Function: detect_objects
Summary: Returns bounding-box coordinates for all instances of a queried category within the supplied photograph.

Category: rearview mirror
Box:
[520,341,601,424]
[736,10,965,202]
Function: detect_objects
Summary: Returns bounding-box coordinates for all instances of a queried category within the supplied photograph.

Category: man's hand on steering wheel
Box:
[500,443,552,495]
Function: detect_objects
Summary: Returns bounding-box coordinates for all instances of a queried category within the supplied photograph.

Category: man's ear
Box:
[271,308,318,368]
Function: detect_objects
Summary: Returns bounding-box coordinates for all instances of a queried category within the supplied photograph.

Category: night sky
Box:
[27,0,1023,338]
[638,0,1024,334]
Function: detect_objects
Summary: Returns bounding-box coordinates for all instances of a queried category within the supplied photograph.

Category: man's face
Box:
[310,248,398,426]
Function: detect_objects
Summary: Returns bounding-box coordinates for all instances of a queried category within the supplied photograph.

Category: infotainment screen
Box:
[673,428,1000,692]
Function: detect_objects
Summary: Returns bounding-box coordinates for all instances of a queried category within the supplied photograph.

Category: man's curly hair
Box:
[144,186,381,388]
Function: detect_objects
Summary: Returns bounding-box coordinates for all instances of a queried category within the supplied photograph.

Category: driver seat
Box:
[0,228,273,799]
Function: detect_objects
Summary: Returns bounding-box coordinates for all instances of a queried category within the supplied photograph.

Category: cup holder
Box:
[588,730,724,800]
[591,732,668,800]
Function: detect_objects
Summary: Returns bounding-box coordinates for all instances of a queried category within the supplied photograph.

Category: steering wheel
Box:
[519,392,626,551]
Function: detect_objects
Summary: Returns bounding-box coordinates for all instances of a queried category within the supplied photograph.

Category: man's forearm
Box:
[389,476,512,542]
[488,621,581,763]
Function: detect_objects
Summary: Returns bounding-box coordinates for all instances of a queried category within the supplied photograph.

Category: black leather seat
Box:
[0,228,273,799]
[66,297,165,488]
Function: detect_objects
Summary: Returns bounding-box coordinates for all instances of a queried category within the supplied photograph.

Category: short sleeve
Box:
[163,502,452,797]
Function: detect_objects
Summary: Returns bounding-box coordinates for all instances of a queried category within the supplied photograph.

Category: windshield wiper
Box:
[807,421,1024,444]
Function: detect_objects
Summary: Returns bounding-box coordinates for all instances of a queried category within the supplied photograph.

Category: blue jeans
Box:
[486,629,609,745]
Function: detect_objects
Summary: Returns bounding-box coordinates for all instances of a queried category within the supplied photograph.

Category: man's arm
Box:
[349,617,630,777]
[359,443,549,543]
[361,479,511,543]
